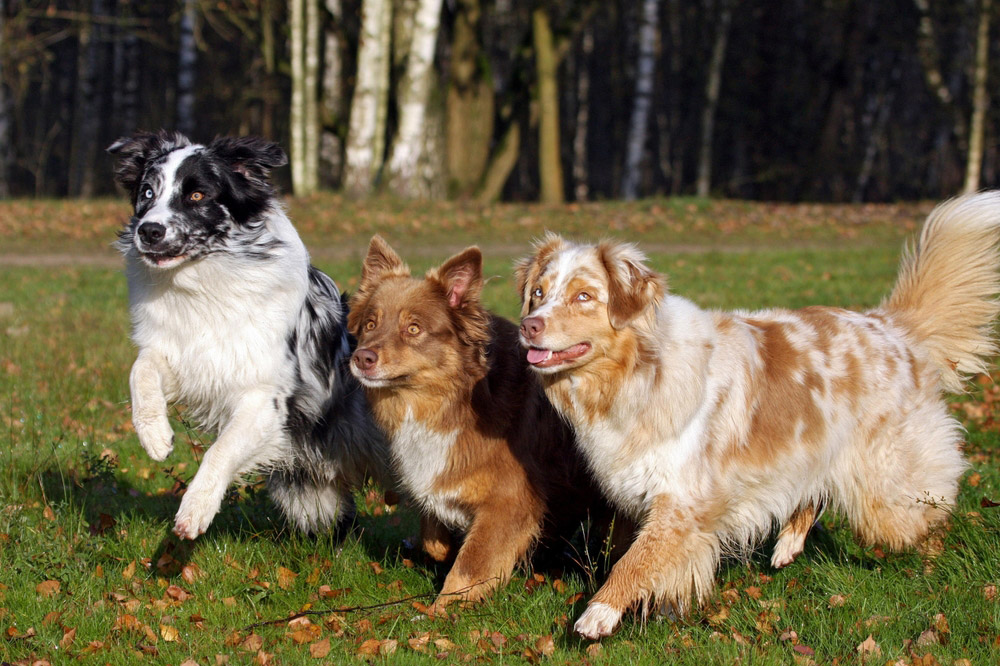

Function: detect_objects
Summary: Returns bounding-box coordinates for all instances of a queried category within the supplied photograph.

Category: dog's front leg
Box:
[173,391,282,540]
[129,349,177,461]
[432,499,542,611]
[574,494,720,640]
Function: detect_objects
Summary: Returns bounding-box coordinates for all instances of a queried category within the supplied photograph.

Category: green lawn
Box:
[1,196,998,664]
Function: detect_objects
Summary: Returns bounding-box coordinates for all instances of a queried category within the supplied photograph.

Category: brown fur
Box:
[349,236,609,609]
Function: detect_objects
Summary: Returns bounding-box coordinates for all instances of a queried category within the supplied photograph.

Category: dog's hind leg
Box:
[770,501,823,569]
[173,390,287,539]
[574,494,720,640]
[129,349,177,462]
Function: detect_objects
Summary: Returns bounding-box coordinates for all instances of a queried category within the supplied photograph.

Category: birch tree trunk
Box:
[963,0,990,194]
[68,0,104,197]
[177,0,197,137]
[572,26,593,201]
[621,0,660,200]
[112,19,140,136]
[321,0,345,186]
[304,0,320,192]
[385,0,444,198]
[343,0,392,198]
[695,0,733,198]
[290,0,306,193]
[533,7,564,204]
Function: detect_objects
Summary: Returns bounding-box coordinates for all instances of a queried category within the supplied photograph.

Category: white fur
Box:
[390,411,470,530]
[574,603,623,640]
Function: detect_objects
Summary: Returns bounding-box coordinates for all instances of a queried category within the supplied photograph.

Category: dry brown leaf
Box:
[381,639,398,655]
[984,584,998,601]
[552,579,568,593]
[165,584,192,601]
[357,638,381,656]
[535,634,555,656]
[856,634,881,656]
[241,633,264,652]
[123,560,136,581]
[586,642,603,657]
[288,629,315,645]
[35,580,60,598]
[277,567,298,590]
[160,624,179,642]
[59,626,77,650]
[744,586,762,599]
[368,561,384,575]
[309,638,331,658]
[181,564,202,584]
[566,592,584,605]
[828,594,847,608]
[179,660,199,666]
[916,629,939,646]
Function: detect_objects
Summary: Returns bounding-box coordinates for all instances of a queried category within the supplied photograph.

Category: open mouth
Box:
[139,251,189,268]
[526,342,592,368]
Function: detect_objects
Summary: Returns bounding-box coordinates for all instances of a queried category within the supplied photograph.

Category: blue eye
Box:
[576,292,591,302]
[143,188,154,199]
[532,287,543,298]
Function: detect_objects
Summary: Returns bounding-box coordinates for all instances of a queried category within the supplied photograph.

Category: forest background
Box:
[0,0,997,204]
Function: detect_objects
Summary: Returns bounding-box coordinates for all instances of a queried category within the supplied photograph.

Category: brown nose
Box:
[353,348,378,371]
[520,317,545,340]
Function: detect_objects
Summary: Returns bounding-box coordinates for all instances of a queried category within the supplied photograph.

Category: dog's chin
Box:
[351,368,402,389]
[525,342,592,373]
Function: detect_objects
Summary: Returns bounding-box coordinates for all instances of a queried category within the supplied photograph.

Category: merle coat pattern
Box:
[108,130,387,539]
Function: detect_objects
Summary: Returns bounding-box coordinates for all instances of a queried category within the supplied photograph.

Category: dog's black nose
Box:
[353,348,378,371]
[521,317,545,340]
[137,222,166,245]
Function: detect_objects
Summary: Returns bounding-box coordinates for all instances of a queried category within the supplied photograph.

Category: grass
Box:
[1,196,998,664]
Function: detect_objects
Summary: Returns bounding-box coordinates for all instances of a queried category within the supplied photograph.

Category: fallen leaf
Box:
[586,643,603,657]
[368,561,384,575]
[856,634,881,656]
[980,497,999,508]
[932,613,950,635]
[309,638,331,658]
[179,660,199,666]
[36,580,60,597]
[160,624,179,642]
[357,638,381,656]
[381,638,398,655]
[566,592,584,605]
[552,579,568,593]
[793,644,815,656]
[828,594,847,607]
[984,584,997,601]
[123,560,137,581]
[535,634,555,656]
[59,626,77,649]
[916,629,939,646]
[181,564,202,584]
[745,586,762,599]
[319,585,349,599]
[241,633,264,652]
[277,567,298,590]
[165,584,192,601]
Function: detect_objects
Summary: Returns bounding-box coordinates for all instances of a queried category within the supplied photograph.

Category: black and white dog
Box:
[108,130,388,539]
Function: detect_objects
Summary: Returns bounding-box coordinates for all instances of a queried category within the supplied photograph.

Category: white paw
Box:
[173,485,223,540]
[134,412,174,461]
[770,537,804,569]
[574,603,623,640]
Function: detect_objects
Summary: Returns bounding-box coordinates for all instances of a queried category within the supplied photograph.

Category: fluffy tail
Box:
[884,192,1000,393]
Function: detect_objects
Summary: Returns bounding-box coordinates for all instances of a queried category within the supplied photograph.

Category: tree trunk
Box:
[68,0,104,197]
[963,0,990,194]
[290,0,306,193]
[112,17,140,136]
[177,0,197,137]
[621,0,660,200]
[0,0,10,198]
[343,0,392,198]
[304,0,321,192]
[695,0,732,198]
[321,0,345,186]
[572,26,593,202]
[385,0,445,198]
[533,7,563,204]
[445,0,494,197]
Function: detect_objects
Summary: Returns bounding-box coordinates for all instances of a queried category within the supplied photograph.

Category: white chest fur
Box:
[390,411,471,530]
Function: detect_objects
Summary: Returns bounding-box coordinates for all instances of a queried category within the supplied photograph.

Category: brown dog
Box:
[348,236,607,609]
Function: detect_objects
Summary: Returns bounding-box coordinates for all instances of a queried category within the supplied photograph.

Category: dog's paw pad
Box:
[574,603,622,640]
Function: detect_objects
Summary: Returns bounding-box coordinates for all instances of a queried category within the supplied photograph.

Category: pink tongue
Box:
[526,348,553,364]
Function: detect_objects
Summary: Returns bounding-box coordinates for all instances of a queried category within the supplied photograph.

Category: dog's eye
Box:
[143,188,154,200]
[364,321,376,332]
[189,191,204,202]
[576,292,591,302]
[407,324,421,335]
[532,287,543,299]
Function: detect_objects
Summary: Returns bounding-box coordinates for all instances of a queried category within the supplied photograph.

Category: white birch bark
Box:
[963,0,990,194]
[290,0,306,194]
[385,0,444,198]
[343,0,392,198]
[177,0,197,136]
[321,0,344,185]
[304,0,320,192]
[621,0,660,200]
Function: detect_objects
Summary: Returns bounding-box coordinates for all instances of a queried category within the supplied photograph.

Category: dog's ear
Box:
[431,247,483,309]
[514,232,565,317]
[206,136,288,184]
[359,235,409,290]
[107,130,191,198]
[598,241,665,330]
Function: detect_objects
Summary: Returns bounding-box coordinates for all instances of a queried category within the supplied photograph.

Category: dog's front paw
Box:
[173,487,223,540]
[574,603,623,640]
[134,412,174,461]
